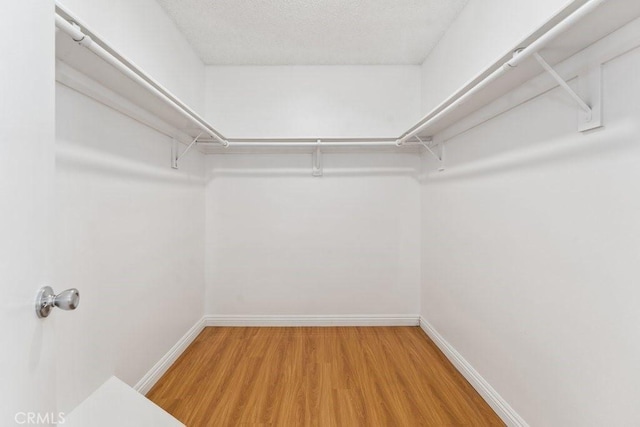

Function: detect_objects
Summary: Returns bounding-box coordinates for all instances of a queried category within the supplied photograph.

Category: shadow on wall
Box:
[55,82,205,186]
[419,77,639,184]
[205,152,423,180]
[55,143,205,187]
[424,120,636,184]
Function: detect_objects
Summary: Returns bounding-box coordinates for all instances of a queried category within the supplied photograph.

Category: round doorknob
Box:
[54,289,80,311]
[36,286,80,318]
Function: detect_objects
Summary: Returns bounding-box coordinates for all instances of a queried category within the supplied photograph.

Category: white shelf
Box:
[197,139,421,155]
[405,0,640,141]
[64,377,183,427]
[55,0,640,165]
[55,4,225,147]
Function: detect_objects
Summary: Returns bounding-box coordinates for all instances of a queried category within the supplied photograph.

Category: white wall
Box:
[54,0,208,413]
[203,66,422,317]
[0,1,56,425]
[420,25,640,427]
[55,83,206,412]
[205,153,421,316]
[420,0,572,114]
[205,66,421,138]
[58,0,206,113]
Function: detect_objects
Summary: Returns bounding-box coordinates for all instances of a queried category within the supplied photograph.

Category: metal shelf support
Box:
[416,136,445,172]
[312,140,323,177]
[533,52,602,132]
[172,132,203,169]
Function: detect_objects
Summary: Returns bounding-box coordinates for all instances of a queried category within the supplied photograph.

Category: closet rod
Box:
[212,140,402,148]
[397,0,608,145]
[54,12,228,147]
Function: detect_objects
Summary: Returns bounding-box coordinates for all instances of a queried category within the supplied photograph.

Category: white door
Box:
[0,2,58,426]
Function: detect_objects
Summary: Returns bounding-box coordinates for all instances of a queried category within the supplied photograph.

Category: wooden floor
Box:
[147,327,503,426]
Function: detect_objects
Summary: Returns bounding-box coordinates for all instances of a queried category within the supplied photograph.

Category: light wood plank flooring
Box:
[147,327,503,426]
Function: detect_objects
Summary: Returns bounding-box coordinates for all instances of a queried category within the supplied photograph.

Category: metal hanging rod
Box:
[397,0,609,145]
[54,8,229,147]
[200,140,403,148]
[55,0,609,173]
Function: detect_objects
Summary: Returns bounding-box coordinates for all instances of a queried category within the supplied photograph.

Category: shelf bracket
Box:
[416,136,445,172]
[533,53,602,132]
[172,132,203,169]
[312,140,323,177]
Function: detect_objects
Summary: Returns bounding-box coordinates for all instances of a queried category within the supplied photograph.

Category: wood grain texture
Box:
[147,327,504,426]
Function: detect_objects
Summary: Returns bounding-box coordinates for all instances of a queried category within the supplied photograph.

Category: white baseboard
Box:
[204,314,420,327]
[419,316,528,427]
[134,318,206,395]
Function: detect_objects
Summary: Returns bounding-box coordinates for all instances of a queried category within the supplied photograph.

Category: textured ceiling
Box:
[155,0,469,65]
